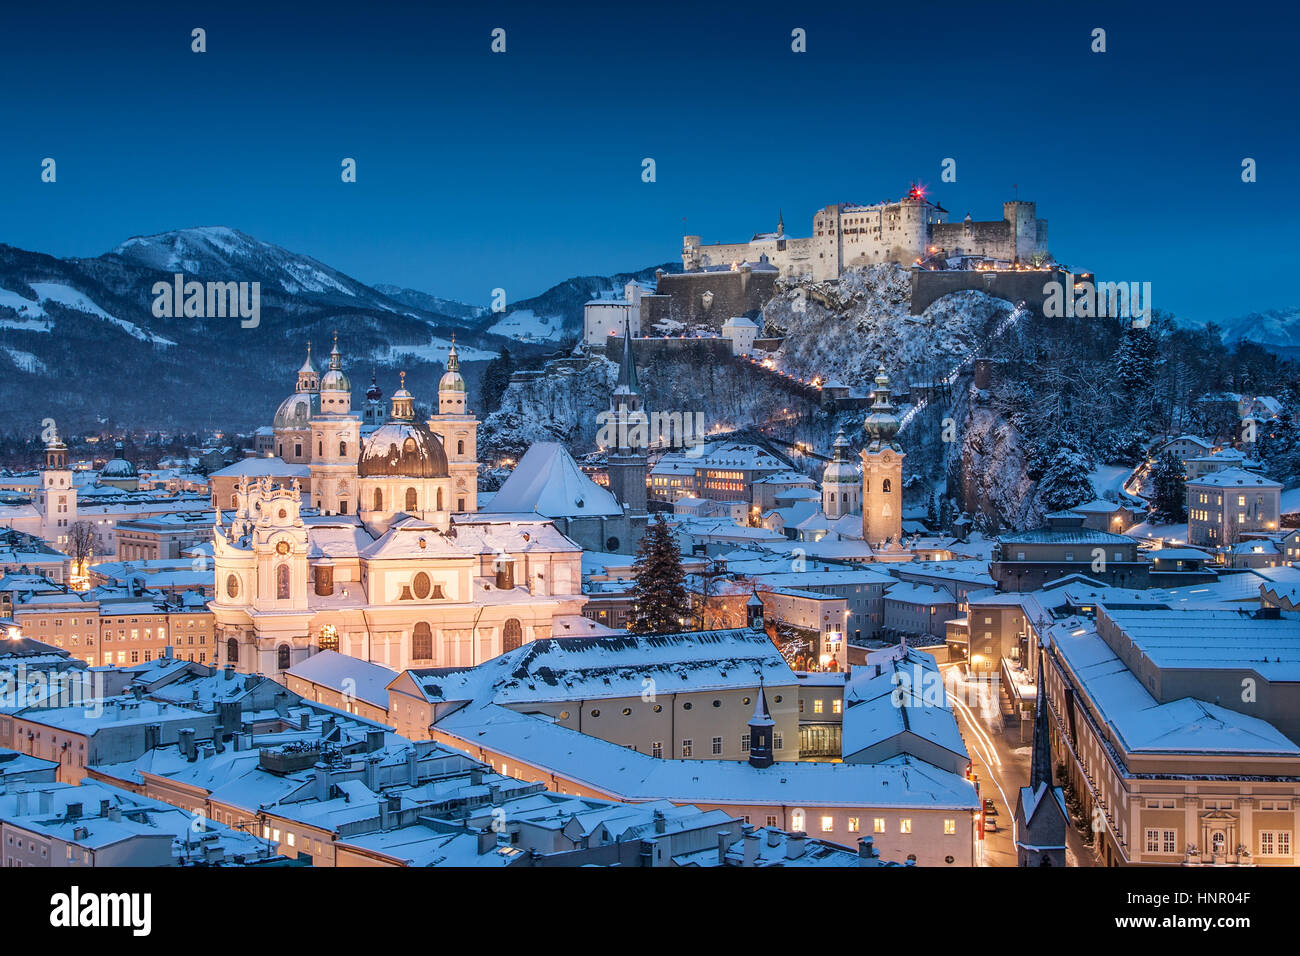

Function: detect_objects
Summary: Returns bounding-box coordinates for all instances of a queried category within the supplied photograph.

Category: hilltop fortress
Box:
[683,185,1049,281]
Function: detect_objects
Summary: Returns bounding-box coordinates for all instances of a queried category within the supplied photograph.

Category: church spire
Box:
[1030,647,1053,792]
[747,677,775,768]
[615,316,640,395]
[447,333,459,373]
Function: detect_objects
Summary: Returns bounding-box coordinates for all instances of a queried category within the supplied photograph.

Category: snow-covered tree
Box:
[629,514,689,635]
[1037,447,1096,513]
[1149,450,1187,522]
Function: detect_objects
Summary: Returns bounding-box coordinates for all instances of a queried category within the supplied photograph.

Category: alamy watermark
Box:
[1043,273,1150,327]
[596,407,707,456]
[151,274,260,328]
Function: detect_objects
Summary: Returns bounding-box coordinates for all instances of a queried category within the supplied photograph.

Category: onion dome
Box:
[439,335,467,394]
[365,371,382,402]
[822,428,860,485]
[319,332,351,393]
[864,365,901,450]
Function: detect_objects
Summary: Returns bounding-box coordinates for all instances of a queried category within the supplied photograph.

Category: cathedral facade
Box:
[211,339,586,678]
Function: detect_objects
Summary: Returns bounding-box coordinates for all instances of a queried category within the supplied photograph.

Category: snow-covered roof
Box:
[883,582,956,606]
[286,650,397,709]
[1048,617,1300,756]
[487,443,623,518]
[1185,467,1281,489]
[209,457,309,479]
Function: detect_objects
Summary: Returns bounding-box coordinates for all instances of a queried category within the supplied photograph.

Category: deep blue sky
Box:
[3,0,1296,324]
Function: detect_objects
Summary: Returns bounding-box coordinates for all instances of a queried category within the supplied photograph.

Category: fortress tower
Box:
[861,366,904,547]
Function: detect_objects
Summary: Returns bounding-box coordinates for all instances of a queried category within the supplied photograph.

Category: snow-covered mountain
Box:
[1211,307,1300,349]
[0,229,513,432]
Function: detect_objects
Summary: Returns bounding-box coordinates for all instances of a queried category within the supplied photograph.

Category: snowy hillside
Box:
[762,265,1012,386]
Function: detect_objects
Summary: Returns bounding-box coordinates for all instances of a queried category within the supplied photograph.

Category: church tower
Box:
[822,428,861,519]
[427,336,480,513]
[606,318,648,514]
[309,333,361,516]
[36,423,76,548]
[861,366,904,547]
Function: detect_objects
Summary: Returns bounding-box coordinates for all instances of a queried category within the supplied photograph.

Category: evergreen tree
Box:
[925,491,939,530]
[1112,324,1158,397]
[480,346,515,415]
[629,514,689,635]
[1149,450,1187,522]
[1037,446,1096,513]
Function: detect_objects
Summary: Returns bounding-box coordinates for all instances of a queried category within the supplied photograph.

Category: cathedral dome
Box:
[102,455,136,478]
[273,391,319,429]
[358,422,449,478]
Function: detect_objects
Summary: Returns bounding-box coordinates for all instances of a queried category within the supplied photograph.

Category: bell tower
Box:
[310,332,361,516]
[427,336,480,513]
[606,317,648,515]
[861,366,904,547]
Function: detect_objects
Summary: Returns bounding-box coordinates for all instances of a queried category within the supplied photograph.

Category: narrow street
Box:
[942,664,1096,867]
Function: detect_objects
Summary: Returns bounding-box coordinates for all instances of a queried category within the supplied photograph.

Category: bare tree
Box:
[68,521,96,570]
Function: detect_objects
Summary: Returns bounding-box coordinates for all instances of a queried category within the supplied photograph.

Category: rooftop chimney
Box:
[857,836,878,863]
[717,830,732,866]
[742,826,760,866]
[366,728,384,753]
[653,809,666,834]
[785,831,807,860]
[178,727,197,762]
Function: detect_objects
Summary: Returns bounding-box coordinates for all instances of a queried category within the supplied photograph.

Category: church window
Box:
[226,638,239,663]
[882,479,892,494]
[502,618,523,653]
[319,624,339,652]
[412,622,433,660]
[226,575,239,599]
[276,564,290,600]
[413,572,432,599]
[457,497,465,511]
[457,440,465,455]
[318,441,323,456]
[294,443,302,458]
[374,489,383,511]
[339,441,347,457]
[405,487,418,511]
[436,488,443,511]
[277,644,291,671]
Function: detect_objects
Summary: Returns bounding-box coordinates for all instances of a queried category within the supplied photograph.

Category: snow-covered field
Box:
[372,336,497,365]
[488,308,568,343]
[3,347,47,374]
[1,283,174,346]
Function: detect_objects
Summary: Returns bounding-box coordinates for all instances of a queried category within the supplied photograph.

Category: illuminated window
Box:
[900,819,912,834]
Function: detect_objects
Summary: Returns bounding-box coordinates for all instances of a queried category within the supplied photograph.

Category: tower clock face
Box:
[275,540,290,555]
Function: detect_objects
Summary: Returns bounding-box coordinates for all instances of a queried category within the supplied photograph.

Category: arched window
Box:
[882,478,892,494]
[231,495,238,508]
[412,622,433,660]
[339,440,347,457]
[413,572,431,599]
[457,440,465,455]
[276,564,290,600]
[373,488,383,512]
[502,618,523,653]
[405,487,418,511]
[277,644,291,670]
[226,574,240,599]
[436,487,443,511]
[226,637,239,664]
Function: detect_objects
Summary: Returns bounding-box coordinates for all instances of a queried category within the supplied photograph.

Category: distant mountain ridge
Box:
[0,228,514,433]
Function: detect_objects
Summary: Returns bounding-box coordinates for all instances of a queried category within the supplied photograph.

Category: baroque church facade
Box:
[212,339,589,678]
